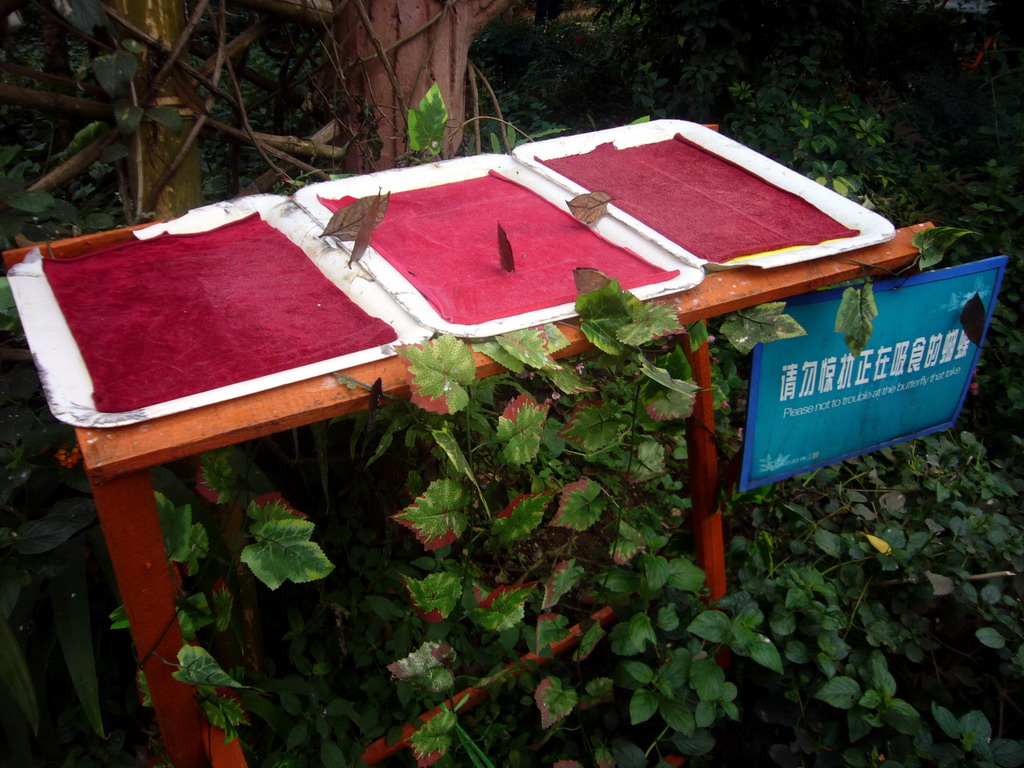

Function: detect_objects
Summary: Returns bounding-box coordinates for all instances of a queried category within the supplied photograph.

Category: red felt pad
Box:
[539,134,860,264]
[43,214,397,413]
[319,172,679,325]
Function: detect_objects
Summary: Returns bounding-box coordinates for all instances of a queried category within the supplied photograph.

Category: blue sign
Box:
[740,256,1007,490]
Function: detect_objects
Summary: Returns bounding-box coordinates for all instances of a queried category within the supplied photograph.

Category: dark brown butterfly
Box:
[348,193,389,267]
[960,292,986,346]
[322,191,390,241]
[567,191,613,225]
[366,377,384,431]
[497,221,515,273]
[573,267,612,295]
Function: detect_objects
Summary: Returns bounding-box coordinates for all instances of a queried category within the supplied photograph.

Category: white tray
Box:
[7,195,431,428]
[292,154,705,337]
[513,119,896,271]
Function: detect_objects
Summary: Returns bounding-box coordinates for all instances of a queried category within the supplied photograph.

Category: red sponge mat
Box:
[319,171,679,325]
[539,134,860,264]
[43,214,398,413]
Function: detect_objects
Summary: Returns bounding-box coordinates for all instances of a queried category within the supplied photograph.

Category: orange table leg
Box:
[684,331,727,602]
[91,470,245,767]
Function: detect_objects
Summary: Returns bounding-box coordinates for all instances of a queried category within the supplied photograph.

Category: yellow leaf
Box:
[860,532,892,555]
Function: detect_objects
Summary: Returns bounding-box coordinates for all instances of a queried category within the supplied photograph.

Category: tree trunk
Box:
[328,0,513,174]
[110,0,202,221]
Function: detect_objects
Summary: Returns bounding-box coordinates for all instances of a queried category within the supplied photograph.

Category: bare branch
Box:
[28,133,118,194]
[227,0,332,26]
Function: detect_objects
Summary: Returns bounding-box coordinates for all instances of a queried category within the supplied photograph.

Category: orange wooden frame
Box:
[4,223,927,767]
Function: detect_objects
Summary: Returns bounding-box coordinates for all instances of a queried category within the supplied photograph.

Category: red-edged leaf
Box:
[393,479,469,551]
[611,519,647,565]
[534,612,569,657]
[498,221,515,272]
[645,388,696,421]
[409,709,456,767]
[550,479,605,531]
[580,677,613,709]
[534,675,578,729]
[496,394,549,465]
[403,572,461,622]
[493,491,553,544]
[555,761,583,768]
[542,559,584,609]
[559,399,621,452]
[387,641,456,692]
[471,583,536,631]
[596,749,615,768]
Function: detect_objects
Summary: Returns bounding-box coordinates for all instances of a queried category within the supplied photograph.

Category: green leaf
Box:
[573,620,607,661]
[93,52,138,99]
[495,394,548,465]
[399,335,476,414]
[156,493,208,576]
[640,553,670,591]
[616,301,682,346]
[835,283,878,357]
[550,479,604,531]
[431,427,477,488]
[720,301,806,354]
[747,636,784,674]
[814,676,861,709]
[409,708,456,764]
[542,560,584,609]
[630,689,658,724]
[404,571,461,622]
[632,437,665,481]
[580,677,613,709]
[611,612,656,656]
[575,279,634,355]
[690,657,725,701]
[866,650,897,697]
[975,626,1006,649]
[494,328,560,370]
[0,613,38,733]
[53,0,109,33]
[408,83,448,155]
[660,697,696,735]
[51,539,104,736]
[545,364,595,395]
[387,641,456,693]
[200,692,248,741]
[470,584,535,631]
[666,558,706,591]
[493,491,552,544]
[240,518,334,590]
[173,645,246,689]
[393,479,470,551]
[473,339,523,373]
[145,105,184,133]
[687,610,733,644]
[13,498,95,555]
[535,675,578,728]
[2,188,54,214]
[912,226,974,270]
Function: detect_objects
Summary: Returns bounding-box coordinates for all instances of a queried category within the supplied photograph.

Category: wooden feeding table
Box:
[2,119,928,767]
